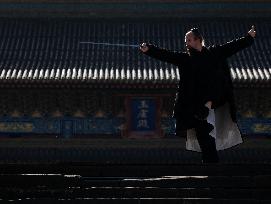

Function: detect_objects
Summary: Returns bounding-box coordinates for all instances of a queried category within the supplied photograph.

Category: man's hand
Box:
[205,101,212,109]
[139,43,149,52]
[248,25,256,38]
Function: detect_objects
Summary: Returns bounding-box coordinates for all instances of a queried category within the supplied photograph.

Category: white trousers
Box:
[186,101,243,152]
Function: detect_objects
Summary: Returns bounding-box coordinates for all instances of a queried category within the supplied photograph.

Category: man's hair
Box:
[190,27,205,46]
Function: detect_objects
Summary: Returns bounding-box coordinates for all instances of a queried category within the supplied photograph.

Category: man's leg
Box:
[194,120,219,163]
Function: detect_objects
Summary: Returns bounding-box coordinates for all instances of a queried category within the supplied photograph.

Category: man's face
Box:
[185,31,200,51]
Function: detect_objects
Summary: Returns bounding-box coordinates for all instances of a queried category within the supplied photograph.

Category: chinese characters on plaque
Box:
[131,98,156,131]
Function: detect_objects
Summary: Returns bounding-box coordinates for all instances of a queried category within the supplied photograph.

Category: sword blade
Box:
[79,41,139,48]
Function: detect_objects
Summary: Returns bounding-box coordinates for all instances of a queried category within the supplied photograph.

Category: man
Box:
[139,26,256,163]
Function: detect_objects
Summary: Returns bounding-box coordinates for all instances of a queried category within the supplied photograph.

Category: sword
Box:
[79,41,139,48]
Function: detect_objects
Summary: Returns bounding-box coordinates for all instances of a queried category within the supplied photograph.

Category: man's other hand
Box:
[139,43,149,52]
[205,101,212,109]
[248,25,256,38]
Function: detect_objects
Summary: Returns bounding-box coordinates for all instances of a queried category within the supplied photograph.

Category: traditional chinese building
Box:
[0,1,270,138]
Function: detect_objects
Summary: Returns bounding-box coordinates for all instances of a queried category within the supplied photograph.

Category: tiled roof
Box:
[0,17,270,87]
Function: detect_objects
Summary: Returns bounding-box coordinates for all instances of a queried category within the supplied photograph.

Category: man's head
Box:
[185,28,205,53]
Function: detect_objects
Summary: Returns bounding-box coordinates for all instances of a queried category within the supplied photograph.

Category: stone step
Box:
[2,163,271,176]
[1,175,271,201]
[1,163,271,203]
[0,174,81,188]
[83,176,255,188]
[1,175,271,188]
[1,174,271,188]
[1,187,271,200]
[0,198,269,204]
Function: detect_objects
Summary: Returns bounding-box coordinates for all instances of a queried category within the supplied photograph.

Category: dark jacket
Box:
[141,34,255,133]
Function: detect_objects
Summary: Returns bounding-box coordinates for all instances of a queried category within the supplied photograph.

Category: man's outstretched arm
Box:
[213,25,256,58]
[139,42,189,66]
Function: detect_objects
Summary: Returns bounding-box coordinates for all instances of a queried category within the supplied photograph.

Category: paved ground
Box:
[0,136,270,148]
[0,137,270,164]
